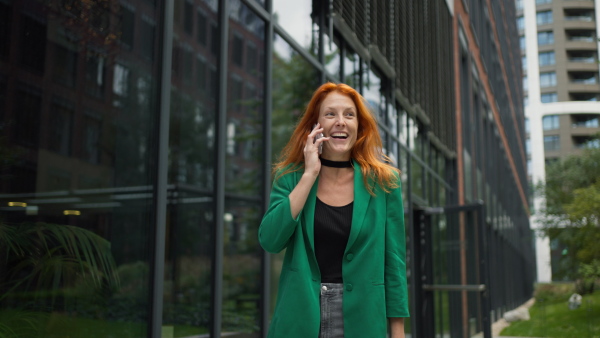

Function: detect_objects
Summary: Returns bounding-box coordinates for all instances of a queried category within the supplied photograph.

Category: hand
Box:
[303,123,328,176]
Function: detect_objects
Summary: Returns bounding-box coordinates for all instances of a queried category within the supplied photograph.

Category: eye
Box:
[345,111,356,117]
[325,112,335,116]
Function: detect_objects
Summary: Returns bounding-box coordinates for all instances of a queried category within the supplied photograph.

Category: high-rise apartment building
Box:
[517,0,600,282]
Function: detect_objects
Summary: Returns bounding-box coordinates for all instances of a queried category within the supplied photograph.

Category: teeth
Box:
[331,133,347,137]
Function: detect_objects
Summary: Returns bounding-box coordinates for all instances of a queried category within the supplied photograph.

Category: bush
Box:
[534,282,575,304]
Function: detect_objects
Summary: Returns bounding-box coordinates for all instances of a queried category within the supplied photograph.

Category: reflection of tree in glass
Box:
[225,94,263,195]
[169,90,215,189]
[272,49,320,165]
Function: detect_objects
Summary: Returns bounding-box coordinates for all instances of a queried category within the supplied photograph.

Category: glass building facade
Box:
[0,0,534,337]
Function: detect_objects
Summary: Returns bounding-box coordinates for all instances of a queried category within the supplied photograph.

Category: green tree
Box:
[537,136,600,289]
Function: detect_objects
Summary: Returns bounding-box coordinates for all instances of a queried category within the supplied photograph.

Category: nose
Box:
[335,115,346,126]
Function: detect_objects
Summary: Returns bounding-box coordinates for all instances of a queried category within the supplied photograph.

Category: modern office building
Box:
[0,0,533,337]
[517,0,600,282]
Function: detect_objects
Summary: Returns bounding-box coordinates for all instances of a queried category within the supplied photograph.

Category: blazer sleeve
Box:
[384,176,410,317]
[258,171,302,253]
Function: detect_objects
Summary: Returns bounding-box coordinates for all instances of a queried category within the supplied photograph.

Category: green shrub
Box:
[534,282,575,304]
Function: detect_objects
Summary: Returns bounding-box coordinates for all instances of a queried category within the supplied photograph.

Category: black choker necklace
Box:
[320,158,353,168]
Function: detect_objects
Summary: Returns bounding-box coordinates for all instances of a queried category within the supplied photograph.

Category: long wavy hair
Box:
[273,82,399,195]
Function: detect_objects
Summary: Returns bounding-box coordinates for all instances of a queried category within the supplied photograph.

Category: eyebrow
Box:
[323,106,356,111]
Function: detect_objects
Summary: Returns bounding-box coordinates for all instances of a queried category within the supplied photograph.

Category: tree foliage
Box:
[538,139,600,285]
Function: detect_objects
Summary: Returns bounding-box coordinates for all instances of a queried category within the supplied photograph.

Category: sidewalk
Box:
[473,298,544,338]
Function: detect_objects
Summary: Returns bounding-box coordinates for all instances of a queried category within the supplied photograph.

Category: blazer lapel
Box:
[346,160,371,250]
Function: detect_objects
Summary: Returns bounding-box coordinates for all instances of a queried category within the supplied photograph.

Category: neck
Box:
[320,157,352,168]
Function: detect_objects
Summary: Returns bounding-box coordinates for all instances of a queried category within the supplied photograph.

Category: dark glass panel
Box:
[84,50,106,99]
[48,97,74,157]
[52,43,78,88]
[0,3,10,61]
[141,17,156,61]
[120,5,135,49]
[222,3,265,336]
[19,15,46,75]
[163,0,218,335]
[0,2,163,336]
[197,9,207,46]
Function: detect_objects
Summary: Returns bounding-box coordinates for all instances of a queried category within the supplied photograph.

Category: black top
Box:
[314,197,353,283]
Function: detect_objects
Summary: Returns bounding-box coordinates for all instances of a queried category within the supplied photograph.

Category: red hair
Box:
[274,82,399,195]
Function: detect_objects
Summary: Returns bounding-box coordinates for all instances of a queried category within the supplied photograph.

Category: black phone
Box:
[313,124,323,154]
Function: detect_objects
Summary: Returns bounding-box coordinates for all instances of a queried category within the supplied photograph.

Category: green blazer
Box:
[259,161,409,338]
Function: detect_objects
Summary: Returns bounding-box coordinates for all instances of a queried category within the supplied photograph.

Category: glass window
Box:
[537,31,554,45]
[523,76,528,91]
[516,0,523,11]
[120,5,135,48]
[48,97,74,156]
[572,114,600,127]
[343,47,361,89]
[184,0,193,34]
[273,0,318,55]
[543,115,559,130]
[53,43,78,87]
[141,17,156,60]
[522,56,527,71]
[541,92,558,103]
[536,0,552,4]
[544,135,560,151]
[197,9,208,45]
[520,35,526,50]
[1,3,164,337]
[525,118,530,133]
[19,15,46,75]
[539,51,555,66]
[0,3,10,61]
[163,1,219,334]
[536,11,553,25]
[540,72,556,87]
[517,16,525,30]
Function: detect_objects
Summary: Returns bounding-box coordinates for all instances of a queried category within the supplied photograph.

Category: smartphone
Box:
[313,124,323,154]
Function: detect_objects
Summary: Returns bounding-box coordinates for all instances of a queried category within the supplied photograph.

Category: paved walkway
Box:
[473,298,544,338]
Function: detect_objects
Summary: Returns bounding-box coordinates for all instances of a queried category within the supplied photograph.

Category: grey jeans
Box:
[319,283,344,338]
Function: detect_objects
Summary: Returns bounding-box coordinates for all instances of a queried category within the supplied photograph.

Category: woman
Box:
[259,83,409,338]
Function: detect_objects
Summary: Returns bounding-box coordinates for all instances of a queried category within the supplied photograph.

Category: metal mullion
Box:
[212,0,229,336]
[261,0,274,335]
[149,0,174,336]
[241,0,269,21]
[318,0,326,84]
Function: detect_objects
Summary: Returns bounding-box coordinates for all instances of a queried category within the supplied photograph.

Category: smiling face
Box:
[317,91,359,161]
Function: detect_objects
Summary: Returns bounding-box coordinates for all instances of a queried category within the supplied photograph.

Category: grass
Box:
[0,309,207,338]
[500,286,600,338]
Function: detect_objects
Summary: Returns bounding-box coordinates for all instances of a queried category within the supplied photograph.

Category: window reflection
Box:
[164,0,219,334]
[343,48,360,89]
[273,0,318,55]
[223,3,265,335]
[323,34,340,77]
[1,1,161,336]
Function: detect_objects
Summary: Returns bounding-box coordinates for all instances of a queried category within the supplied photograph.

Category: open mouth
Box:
[330,132,348,139]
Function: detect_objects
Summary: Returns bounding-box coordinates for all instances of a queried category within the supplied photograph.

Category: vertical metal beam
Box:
[477,203,492,338]
[261,0,274,337]
[150,0,174,336]
[318,0,326,84]
[212,0,229,336]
